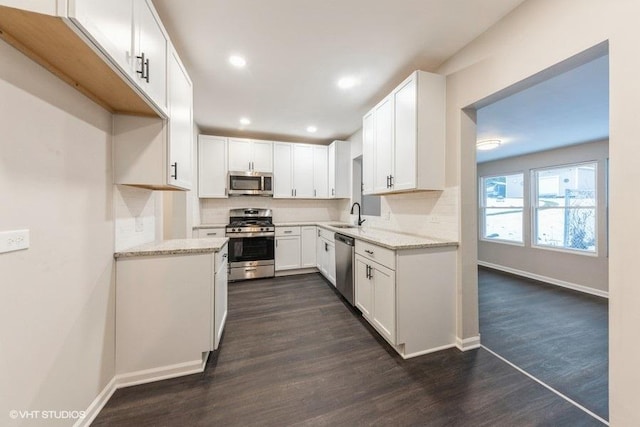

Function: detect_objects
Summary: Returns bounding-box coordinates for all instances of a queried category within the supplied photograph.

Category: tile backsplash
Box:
[340,186,459,240]
[200,197,348,224]
[114,185,159,251]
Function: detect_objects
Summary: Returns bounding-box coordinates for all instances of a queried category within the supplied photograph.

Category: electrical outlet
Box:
[135,217,144,232]
[0,229,30,254]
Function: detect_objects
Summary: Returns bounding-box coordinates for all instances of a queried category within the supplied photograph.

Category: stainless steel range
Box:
[226,208,275,281]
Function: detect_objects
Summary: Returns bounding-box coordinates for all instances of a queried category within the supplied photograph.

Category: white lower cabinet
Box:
[301,226,317,267]
[355,240,456,359]
[355,254,396,344]
[316,227,336,285]
[196,227,225,238]
[275,236,302,270]
[115,244,228,379]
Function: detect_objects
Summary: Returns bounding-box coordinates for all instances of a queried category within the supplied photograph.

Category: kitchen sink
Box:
[332,224,357,229]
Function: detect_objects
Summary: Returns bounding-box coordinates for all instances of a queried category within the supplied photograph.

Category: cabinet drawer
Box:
[215,243,228,273]
[356,240,395,270]
[317,227,335,243]
[197,228,225,238]
[276,226,301,237]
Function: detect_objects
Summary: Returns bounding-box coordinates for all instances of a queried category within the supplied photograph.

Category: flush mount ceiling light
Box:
[239,117,251,125]
[337,76,359,89]
[228,55,246,68]
[476,139,502,151]
[306,125,317,133]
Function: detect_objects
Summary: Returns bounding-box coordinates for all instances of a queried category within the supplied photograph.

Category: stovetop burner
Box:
[226,208,274,234]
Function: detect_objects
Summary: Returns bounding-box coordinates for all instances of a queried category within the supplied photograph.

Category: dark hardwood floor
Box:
[478,266,608,421]
[94,273,603,426]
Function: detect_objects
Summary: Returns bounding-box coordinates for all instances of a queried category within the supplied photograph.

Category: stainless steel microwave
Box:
[228,171,273,196]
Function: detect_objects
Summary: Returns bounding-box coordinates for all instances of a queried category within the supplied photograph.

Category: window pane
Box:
[535,163,596,206]
[484,208,523,242]
[483,174,524,208]
[535,208,596,252]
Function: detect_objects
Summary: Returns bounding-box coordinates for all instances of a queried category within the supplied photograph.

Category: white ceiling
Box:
[476,54,609,163]
[152,0,526,143]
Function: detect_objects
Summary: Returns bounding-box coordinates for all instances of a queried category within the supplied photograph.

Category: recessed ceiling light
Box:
[306,126,317,133]
[239,117,251,125]
[337,76,359,89]
[476,139,502,151]
[229,55,246,68]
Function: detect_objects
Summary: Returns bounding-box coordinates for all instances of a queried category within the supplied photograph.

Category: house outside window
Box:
[532,162,597,254]
[479,173,524,244]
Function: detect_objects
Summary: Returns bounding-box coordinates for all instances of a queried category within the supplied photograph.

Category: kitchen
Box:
[1,1,639,426]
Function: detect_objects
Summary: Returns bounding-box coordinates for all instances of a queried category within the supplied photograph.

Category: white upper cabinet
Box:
[328,140,351,198]
[293,144,314,198]
[68,0,134,77]
[228,138,273,172]
[273,143,293,198]
[69,0,167,113]
[313,145,328,198]
[362,112,375,194]
[133,0,167,111]
[373,96,394,194]
[363,70,445,195]
[199,135,228,198]
[167,45,192,190]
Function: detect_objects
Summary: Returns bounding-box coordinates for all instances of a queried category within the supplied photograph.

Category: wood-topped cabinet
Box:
[363,70,445,195]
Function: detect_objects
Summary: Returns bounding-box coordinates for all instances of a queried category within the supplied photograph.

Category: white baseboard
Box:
[77,357,208,426]
[478,261,608,299]
[456,335,481,351]
[402,343,457,359]
[74,377,117,427]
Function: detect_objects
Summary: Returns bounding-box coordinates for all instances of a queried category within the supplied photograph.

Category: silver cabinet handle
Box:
[284,230,292,234]
[314,189,317,197]
[390,175,394,187]
[291,189,294,197]
[206,232,218,236]
[365,249,374,255]
[332,188,335,196]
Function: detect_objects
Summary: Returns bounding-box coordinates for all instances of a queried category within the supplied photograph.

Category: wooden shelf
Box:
[0,5,158,117]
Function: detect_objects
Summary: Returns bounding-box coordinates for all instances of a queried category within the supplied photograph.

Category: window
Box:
[533,162,597,253]
[480,173,524,243]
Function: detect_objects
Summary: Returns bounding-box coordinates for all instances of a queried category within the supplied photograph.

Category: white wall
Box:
[436,0,640,423]
[477,140,609,294]
[114,186,159,251]
[0,39,115,425]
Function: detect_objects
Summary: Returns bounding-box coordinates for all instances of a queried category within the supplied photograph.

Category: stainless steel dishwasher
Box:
[334,233,355,305]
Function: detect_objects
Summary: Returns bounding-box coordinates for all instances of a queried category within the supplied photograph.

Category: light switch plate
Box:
[0,229,30,254]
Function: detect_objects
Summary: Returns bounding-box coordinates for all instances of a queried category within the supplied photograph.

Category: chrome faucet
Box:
[350,202,366,226]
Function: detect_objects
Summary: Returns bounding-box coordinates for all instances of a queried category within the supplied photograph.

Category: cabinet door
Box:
[252,141,273,172]
[198,136,227,198]
[273,143,293,198]
[197,227,225,238]
[167,48,192,190]
[301,226,317,267]
[134,0,167,110]
[362,111,375,194]
[275,236,301,270]
[393,75,417,192]
[373,96,394,194]
[313,145,328,198]
[293,144,314,198]
[372,263,396,344]
[326,241,336,286]
[355,256,373,319]
[70,0,134,77]
[228,138,252,171]
[316,229,323,269]
[214,259,228,350]
[328,142,336,197]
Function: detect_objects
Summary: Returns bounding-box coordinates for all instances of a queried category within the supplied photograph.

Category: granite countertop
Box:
[115,238,228,258]
[315,224,458,250]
